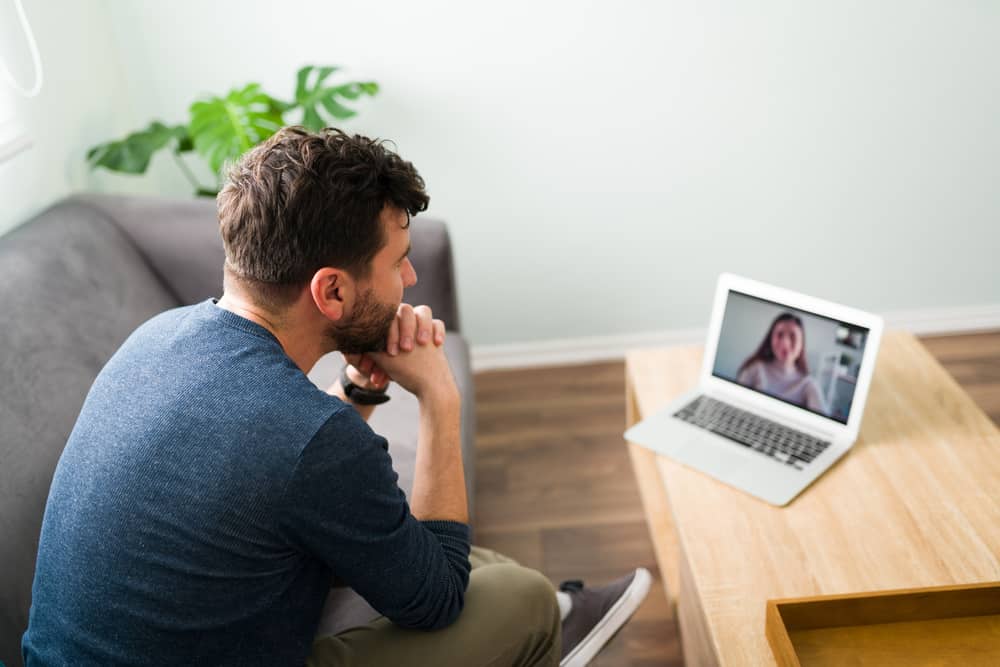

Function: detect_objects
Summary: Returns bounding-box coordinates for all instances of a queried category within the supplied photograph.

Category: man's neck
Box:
[215,293,329,375]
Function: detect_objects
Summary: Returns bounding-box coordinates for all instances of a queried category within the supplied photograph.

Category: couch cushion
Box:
[0,201,178,665]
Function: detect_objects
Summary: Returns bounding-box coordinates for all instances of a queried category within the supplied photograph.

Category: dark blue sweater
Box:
[22,299,471,666]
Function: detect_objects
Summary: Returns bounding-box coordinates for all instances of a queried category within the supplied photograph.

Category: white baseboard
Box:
[882,303,1000,336]
[471,303,1000,372]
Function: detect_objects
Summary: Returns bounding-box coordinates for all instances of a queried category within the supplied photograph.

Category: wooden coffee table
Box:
[625,330,1000,666]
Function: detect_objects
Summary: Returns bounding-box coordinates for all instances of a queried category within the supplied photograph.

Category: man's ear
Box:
[310,267,352,322]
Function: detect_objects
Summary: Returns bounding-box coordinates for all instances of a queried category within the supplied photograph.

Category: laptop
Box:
[624,273,883,506]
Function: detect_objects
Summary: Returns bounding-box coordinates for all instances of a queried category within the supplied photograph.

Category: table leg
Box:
[679,542,721,667]
[626,378,682,619]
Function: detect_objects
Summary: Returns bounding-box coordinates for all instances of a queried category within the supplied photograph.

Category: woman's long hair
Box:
[737,312,809,376]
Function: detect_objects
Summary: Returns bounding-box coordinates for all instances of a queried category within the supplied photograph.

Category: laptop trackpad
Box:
[673,435,738,476]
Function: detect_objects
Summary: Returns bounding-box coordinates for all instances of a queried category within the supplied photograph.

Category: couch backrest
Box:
[0,200,179,666]
[79,193,462,331]
[74,194,226,307]
[402,218,461,332]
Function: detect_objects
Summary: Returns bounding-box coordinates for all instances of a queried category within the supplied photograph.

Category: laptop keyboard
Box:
[673,395,831,471]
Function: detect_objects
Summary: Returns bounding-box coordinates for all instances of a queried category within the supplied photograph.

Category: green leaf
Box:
[188,83,285,175]
[331,83,362,101]
[319,96,356,120]
[292,65,378,131]
[268,96,295,113]
[295,65,338,101]
[86,122,188,174]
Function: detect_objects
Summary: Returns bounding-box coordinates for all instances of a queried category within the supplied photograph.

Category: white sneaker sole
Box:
[559,567,652,667]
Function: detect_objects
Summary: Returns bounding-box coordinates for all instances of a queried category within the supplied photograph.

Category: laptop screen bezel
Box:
[710,290,869,425]
[699,274,884,439]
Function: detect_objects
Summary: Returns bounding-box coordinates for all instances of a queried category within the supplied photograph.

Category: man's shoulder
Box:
[91,299,349,460]
[113,300,212,356]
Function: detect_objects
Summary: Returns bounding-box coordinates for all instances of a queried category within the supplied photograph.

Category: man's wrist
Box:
[417,380,460,409]
[340,365,391,406]
[344,364,379,390]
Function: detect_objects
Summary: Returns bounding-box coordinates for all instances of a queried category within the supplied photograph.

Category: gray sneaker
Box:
[558,568,652,667]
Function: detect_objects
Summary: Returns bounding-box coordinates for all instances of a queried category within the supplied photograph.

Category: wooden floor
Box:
[472,331,1000,666]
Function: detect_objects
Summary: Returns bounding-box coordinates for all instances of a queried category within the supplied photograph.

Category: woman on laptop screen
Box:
[736,312,829,415]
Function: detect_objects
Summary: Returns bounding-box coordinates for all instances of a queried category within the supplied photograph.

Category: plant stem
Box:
[171,150,206,194]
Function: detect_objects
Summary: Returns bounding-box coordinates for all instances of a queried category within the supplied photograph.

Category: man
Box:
[22,127,649,666]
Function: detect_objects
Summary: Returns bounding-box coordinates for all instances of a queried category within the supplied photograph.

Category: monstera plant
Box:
[86,65,378,196]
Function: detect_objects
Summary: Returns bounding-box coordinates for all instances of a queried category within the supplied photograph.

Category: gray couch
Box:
[0,193,476,666]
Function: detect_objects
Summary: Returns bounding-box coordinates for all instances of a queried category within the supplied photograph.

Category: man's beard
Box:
[327,287,398,354]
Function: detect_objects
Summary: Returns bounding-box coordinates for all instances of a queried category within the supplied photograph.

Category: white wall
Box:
[92,1,1000,346]
[0,0,144,237]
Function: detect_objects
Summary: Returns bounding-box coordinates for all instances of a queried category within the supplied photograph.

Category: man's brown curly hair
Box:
[217,126,429,311]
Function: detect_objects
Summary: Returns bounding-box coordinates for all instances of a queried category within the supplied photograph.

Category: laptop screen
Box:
[711,290,870,424]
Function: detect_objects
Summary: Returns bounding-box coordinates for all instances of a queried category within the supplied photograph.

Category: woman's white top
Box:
[736,360,828,415]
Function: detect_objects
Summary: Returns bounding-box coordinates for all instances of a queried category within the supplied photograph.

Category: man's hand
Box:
[368,337,456,403]
[343,304,447,392]
[387,304,446,357]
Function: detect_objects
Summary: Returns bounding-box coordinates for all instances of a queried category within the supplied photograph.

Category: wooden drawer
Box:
[766,582,1000,666]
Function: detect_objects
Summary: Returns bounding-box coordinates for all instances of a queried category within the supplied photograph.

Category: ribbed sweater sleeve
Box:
[276,407,472,630]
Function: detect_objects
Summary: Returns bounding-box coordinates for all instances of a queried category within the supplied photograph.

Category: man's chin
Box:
[327,324,392,356]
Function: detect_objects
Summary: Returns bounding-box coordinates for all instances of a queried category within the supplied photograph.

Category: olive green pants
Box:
[307,547,562,667]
